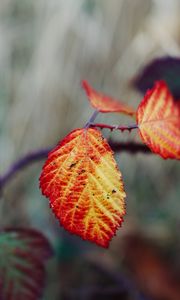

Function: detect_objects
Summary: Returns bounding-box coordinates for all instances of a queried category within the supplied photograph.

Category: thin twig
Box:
[67,285,128,299]
[91,123,138,132]
[0,142,150,190]
[109,141,150,153]
[85,261,151,300]
[84,110,99,128]
[0,148,52,189]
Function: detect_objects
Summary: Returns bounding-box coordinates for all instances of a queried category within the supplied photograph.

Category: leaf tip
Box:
[81,80,92,96]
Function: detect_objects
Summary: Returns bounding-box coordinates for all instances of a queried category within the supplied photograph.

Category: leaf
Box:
[137,81,180,159]
[123,234,180,300]
[0,228,52,300]
[132,56,180,100]
[82,80,135,116]
[40,128,126,248]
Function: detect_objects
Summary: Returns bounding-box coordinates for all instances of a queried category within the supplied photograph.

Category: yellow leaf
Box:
[40,128,126,247]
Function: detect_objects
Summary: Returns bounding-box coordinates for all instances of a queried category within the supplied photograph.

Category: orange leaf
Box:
[82,80,135,116]
[137,81,180,159]
[40,128,126,247]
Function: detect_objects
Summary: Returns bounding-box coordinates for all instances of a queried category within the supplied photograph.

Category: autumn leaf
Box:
[40,128,126,248]
[132,56,180,100]
[137,81,180,159]
[123,234,180,300]
[0,228,52,300]
[82,80,135,116]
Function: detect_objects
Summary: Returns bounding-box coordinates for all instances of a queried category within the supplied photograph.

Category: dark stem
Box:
[0,142,150,190]
[109,141,150,154]
[91,123,138,132]
[0,148,52,189]
[82,261,151,300]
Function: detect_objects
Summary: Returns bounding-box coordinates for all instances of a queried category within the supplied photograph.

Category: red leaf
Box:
[82,80,135,116]
[137,81,180,159]
[40,128,126,248]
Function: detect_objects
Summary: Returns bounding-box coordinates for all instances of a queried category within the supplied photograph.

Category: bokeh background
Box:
[0,0,179,299]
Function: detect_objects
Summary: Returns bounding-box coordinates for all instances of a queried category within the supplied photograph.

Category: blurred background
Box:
[0,0,179,299]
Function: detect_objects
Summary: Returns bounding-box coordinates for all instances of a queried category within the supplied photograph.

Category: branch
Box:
[109,141,150,154]
[0,148,51,189]
[84,110,99,128]
[79,261,152,300]
[0,142,150,190]
[67,285,127,298]
[90,123,138,132]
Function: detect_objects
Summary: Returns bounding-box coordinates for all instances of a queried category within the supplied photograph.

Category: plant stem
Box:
[109,141,150,153]
[0,148,51,189]
[0,142,150,190]
[84,261,151,300]
[84,110,99,128]
[90,123,138,132]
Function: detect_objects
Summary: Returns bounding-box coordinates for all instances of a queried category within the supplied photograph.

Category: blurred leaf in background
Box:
[133,56,180,100]
[0,228,52,299]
